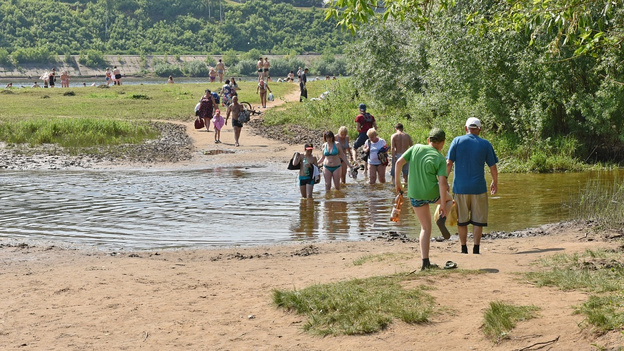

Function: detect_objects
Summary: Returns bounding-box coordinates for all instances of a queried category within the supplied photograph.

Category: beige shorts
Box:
[453,193,488,226]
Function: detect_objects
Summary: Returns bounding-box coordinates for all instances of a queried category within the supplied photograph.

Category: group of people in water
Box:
[292,103,500,270]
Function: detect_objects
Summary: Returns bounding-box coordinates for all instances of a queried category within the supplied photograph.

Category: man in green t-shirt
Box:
[395,128,453,270]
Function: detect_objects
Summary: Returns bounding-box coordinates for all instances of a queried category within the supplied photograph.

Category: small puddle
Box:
[202,149,235,155]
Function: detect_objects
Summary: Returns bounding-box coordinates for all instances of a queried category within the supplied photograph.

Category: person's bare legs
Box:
[234,126,241,146]
[413,204,433,262]
[323,168,332,191]
[340,162,348,183]
[204,118,210,132]
[368,165,377,184]
[305,184,314,198]
[299,185,307,198]
[377,165,387,183]
[332,167,341,190]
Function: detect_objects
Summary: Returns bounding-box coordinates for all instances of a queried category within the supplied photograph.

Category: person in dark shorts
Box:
[226,96,244,147]
[292,143,319,198]
[299,68,308,102]
[48,68,56,87]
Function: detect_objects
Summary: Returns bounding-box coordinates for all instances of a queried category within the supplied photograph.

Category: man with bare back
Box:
[390,123,413,186]
[256,57,263,81]
[225,95,243,147]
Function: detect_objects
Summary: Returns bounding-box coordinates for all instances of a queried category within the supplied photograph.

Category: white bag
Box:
[268,93,274,101]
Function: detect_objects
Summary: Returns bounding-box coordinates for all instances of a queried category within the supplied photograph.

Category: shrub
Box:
[11,47,56,65]
[230,59,257,76]
[78,50,107,67]
[182,60,209,77]
[153,62,183,77]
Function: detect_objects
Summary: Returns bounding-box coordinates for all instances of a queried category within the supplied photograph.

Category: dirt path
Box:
[172,85,304,169]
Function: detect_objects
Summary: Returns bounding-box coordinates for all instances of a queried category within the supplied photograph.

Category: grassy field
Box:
[0,81,297,146]
[0,81,297,122]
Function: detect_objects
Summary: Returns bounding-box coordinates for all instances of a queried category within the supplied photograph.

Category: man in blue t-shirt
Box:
[446,117,498,255]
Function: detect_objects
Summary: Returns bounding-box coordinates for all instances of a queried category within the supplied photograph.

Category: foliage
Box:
[153,61,184,77]
[568,177,624,230]
[341,2,624,167]
[273,274,434,335]
[10,46,56,65]
[0,118,158,148]
[229,59,257,76]
[182,60,209,77]
[482,301,540,343]
[0,0,351,55]
[78,49,107,68]
[0,48,11,65]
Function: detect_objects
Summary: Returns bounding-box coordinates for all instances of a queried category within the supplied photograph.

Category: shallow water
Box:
[0,167,622,250]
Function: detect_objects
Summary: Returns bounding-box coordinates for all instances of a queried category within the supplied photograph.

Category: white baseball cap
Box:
[465,117,481,129]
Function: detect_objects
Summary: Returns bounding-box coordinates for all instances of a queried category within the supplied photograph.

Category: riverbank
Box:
[2,221,623,350]
[2,84,624,350]
[0,54,322,79]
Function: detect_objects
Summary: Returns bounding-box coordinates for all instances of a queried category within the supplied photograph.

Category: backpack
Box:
[362,112,374,123]
[211,92,220,104]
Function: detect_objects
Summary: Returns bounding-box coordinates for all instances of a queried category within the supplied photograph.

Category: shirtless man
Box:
[225,95,243,147]
[215,59,225,83]
[256,57,263,81]
[263,57,270,81]
[390,123,413,186]
[113,66,122,85]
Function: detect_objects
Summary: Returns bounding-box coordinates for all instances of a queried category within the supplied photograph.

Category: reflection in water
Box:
[291,199,319,239]
[0,168,622,250]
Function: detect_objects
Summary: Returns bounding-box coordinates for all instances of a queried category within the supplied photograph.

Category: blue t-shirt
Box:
[447,134,498,194]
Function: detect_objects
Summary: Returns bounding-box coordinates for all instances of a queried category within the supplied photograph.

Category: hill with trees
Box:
[0,0,350,64]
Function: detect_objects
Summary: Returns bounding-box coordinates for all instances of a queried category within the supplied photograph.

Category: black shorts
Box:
[115,74,122,79]
[232,119,243,128]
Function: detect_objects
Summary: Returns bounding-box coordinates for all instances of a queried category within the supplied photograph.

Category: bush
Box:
[11,47,56,65]
[270,57,307,78]
[230,59,257,76]
[78,50,107,67]
[221,49,239,66]
[153,62,183,77]
[182,60,209,77]
[205,55,217,67]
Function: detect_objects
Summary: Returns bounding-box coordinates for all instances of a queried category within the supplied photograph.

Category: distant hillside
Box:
[0,0,350,61]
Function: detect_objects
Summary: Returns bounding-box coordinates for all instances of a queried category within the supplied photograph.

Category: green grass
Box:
[0,82,298,148]
[273,274,435,336]
[353,252,414,266]
[0,118,158,148]
[0,82,297,122]
[525,248,624,333]
[568,177,624,230]
[482,301,540,343]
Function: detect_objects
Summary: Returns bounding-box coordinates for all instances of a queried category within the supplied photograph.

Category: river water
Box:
[1,167,622,250]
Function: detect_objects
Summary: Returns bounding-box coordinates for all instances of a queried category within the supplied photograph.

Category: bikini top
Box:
[323,143,339,156]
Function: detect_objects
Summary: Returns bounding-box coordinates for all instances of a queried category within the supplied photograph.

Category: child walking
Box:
[212,109,225,143]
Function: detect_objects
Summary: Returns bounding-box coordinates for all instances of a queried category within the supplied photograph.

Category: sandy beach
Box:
[1,90,623,350]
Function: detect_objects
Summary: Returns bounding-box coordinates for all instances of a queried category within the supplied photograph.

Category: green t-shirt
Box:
[402,144,447,201]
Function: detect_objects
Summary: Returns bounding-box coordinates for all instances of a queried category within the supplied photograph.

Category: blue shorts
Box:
[410,197,440,208]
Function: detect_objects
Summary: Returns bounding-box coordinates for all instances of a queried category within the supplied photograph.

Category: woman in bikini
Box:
[336,126,354,184]
[318,131,353,191]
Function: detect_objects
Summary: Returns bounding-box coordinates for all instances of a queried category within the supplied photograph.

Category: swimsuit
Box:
[323,144,339,156]
[325,165,341,173]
